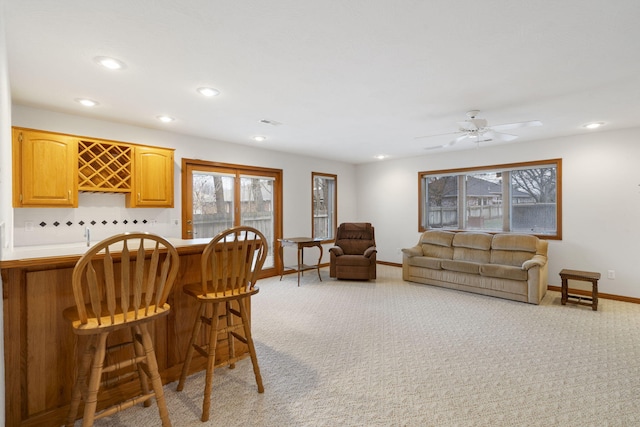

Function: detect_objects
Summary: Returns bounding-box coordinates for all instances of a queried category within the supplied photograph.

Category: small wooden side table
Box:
[278,237,323,286]
[559,269,600,311]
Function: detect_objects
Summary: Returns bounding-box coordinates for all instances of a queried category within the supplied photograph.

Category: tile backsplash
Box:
[13,193,179,247]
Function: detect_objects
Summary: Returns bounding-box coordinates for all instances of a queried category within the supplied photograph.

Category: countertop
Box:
[0,237,212,269]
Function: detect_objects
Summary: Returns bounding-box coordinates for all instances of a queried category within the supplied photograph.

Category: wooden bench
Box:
[559,269,600,311]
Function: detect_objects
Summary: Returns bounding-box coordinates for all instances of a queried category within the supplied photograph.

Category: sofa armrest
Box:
[329,246,344,256]
[401,246,422,257]
[364,246,377,258]
[522,255,547,270]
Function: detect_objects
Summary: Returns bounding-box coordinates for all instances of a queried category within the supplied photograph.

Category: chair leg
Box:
[226,301,235,369]
[177,302,206,392]
[66,335,96,427]
[81,332,109,427]
[202,302,221,422]
[139,323,172,427]
[132,325,152,408]
[238,299,264,393]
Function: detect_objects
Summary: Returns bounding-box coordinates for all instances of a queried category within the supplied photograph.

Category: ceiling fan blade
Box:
[484,130,518,142]
[454,134,471,144]
[414,130,463,140]
[491,120,542,131]
[424,137,458,150]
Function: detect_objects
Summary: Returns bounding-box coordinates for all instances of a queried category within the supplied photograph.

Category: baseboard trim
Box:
[374,262,640,305]
[378,261,401,267]
[547,285,640,305]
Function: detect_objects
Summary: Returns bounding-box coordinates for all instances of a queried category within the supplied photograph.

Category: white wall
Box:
[9,104,358,266]
[356,127,640,298]
[9,106,640,299]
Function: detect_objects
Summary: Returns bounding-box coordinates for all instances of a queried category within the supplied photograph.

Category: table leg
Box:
[592,280,598,311]
[561,278,568,305]
[316,244,323,282]
[297,245,302,286]
[279,243,285,281]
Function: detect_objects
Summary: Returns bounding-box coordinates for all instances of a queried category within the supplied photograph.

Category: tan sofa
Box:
[402,230,548,304]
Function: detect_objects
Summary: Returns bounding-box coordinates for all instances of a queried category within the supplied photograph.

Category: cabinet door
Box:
[13,128,78,207]
[128,146,174,207]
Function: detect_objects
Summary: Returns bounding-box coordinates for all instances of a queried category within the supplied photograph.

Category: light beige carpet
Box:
[86,265,640,426]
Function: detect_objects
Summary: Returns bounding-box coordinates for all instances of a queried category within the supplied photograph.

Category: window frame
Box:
[312,172,337,242]
[418,159,562,240]
[181,158,283,278]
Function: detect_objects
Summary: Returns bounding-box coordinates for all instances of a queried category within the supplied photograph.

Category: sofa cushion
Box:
[452,232,492,263]
[420,230,455,246]
[481,264,528,281]
[420,230,455,259]
[406,256,443,269]
[490,234,538,267]
[441,259,482,275]
[491,233,538,252]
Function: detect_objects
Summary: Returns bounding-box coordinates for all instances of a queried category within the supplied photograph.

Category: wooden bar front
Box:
[1,244,248,427]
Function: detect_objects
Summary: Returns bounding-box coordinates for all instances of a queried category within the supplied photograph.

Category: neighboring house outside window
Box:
[419,159,561,239]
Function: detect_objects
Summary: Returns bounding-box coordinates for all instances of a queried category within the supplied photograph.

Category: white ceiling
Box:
[5,0,640,164]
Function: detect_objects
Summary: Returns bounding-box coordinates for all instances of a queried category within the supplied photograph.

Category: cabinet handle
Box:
[68,190,71,200]
[138,192,141,202]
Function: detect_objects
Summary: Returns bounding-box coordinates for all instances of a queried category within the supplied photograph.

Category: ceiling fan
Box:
[416,110,542,150]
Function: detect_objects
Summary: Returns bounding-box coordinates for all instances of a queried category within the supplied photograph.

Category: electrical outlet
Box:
[150,220,157,227]
[25,221,34,232]
[607,270,615,279]
[172,219,179,226]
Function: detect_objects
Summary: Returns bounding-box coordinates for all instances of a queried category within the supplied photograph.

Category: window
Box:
[419,159,561,239]
[312,173,337,241]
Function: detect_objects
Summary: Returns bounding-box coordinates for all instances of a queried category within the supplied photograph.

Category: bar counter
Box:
[1,238,242,426]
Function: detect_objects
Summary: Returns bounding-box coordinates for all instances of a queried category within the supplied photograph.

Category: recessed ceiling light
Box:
[253,136,266,142]
[75,98,99,107]
[584,122,605,129]
[156,115,175,123]
[94,56,126,70]
[197,87,220,97]
[375,154,387,160]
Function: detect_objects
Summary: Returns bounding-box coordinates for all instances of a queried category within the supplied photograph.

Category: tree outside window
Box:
[312,173,337,241]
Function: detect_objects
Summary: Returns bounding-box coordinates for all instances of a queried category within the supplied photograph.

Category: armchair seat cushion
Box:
[333,254,374,267]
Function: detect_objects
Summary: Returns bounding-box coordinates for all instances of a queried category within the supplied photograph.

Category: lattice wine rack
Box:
[78,140,132,192]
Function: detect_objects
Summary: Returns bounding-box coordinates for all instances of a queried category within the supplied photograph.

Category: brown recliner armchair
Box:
[329,222,377,280]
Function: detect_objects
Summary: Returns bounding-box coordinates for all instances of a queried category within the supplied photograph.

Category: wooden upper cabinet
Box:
[12,127,174,208]
[13,128,78,207]
[126,146,174,208]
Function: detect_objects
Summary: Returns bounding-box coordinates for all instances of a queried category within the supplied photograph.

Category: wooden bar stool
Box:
[176,226,268,422]
[63,232,179,427]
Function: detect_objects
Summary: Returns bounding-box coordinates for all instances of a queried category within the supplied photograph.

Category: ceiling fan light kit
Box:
[418,110,542,150]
